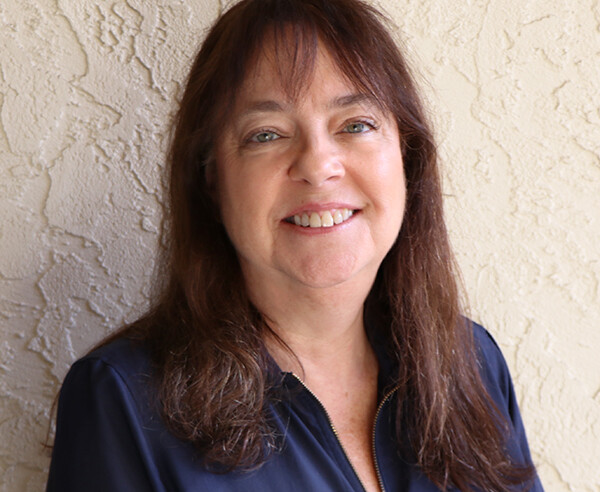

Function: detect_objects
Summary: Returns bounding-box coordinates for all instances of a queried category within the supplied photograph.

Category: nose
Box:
[288,134,345,186]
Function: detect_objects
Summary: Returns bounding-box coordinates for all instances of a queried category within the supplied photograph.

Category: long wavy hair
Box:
[117,0,535,489]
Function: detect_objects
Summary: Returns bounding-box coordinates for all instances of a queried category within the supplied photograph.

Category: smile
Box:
[285,208,355,228]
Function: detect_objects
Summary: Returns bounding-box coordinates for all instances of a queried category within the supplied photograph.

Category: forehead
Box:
[236,41,360,107]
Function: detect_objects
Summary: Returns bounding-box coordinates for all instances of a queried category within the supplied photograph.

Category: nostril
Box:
[288,157,345,186]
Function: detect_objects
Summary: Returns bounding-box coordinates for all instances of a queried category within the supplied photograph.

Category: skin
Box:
[214,43,406,492]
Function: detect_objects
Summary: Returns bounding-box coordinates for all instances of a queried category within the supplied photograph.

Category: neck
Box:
[245,270,376,381]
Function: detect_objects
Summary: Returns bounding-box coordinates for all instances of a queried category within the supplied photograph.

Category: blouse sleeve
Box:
[474,324,545,491]
[46,356,165,492]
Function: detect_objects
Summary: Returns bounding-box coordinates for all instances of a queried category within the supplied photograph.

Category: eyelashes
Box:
[341,119,379,134]
[242,117,381,147]
[246,129,281,144]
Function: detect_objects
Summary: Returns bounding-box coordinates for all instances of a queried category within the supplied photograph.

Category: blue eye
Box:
[344,122,370,133]
[252,131,280,143]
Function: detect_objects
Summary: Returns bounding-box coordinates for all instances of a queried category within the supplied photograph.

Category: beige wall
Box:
[0,0,598,490]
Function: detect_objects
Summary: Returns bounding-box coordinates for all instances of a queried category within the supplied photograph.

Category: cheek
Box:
[368,148,405,205]
[214,162,245,240]
[375,150,406,237]
[391,170,407,228]
[216,166,275,253]
[385,146,406,198]
[218,179,250,241]
[220,170,270,218]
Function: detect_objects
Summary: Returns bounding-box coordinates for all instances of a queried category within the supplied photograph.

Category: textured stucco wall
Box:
[0,0,598,490]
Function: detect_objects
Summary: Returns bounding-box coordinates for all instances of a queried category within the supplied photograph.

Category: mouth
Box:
[284,208,356,228]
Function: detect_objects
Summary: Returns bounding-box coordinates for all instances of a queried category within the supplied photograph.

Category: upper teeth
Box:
[292,208,354,228]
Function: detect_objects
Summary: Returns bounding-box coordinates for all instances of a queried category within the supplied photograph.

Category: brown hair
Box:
[119,0,535,489]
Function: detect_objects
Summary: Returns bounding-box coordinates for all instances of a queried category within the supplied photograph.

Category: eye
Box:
[345,122,367,133]
[250,131,280,143]
[342,120,377,134]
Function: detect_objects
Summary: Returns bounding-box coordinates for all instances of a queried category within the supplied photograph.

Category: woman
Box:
[47,0,543,490]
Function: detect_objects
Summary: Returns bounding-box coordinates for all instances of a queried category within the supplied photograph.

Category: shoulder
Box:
[48,336,167,491]
[471,319,507,367]
[78,336,151,377]
[468,320,530,439]
[469,320,513,399]
[470,318,502,354]
[467,321,545,489]
[58,336,157,423]
[69,336,152,384]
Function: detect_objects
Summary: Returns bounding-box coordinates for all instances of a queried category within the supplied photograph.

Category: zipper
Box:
[371,385,399,492]
[290,374,398,492]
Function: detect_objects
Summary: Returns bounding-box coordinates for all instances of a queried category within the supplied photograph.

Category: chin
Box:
[284,253,375,290]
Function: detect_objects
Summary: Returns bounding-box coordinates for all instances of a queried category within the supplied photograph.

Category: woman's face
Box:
[214,44,406,296]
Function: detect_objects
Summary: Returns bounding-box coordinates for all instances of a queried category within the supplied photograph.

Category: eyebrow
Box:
[327,93,378,110]
[239,100,286,118]
[238,93,378,119]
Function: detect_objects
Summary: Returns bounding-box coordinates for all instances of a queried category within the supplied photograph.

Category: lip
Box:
[281,204,360,234]
[281,213,358,234]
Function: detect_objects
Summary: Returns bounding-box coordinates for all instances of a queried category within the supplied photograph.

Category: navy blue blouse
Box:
[47,322,543,491]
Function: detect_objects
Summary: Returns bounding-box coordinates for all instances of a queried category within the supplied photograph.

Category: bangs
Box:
[208,0,399,127]
[247,21,319,103]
